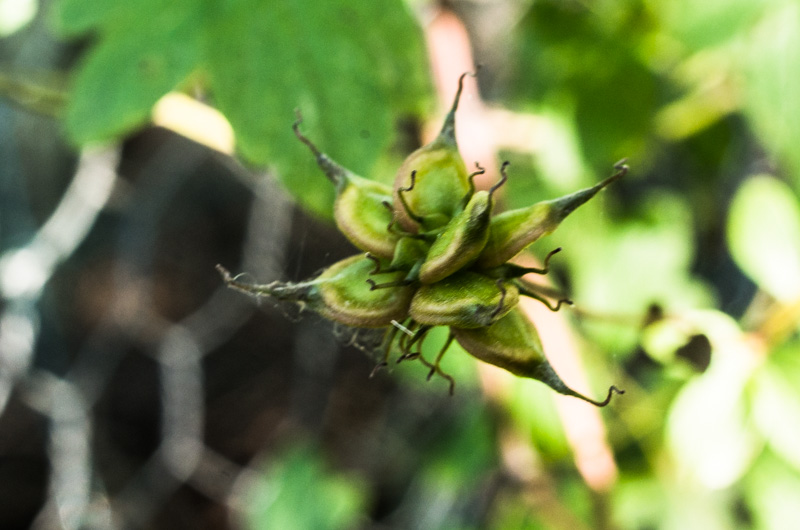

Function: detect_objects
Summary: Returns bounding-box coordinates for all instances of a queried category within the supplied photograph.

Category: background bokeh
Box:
[1,0,799,528]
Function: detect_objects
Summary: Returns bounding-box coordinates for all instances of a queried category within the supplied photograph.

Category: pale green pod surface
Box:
[476,172,622,269]
[312,254,414,327]
[293,116,399,258]
[392,144,470,232]
[389,236,430,271]
[392,74,473,233]
[334,175,399,259]
[419,190,492,284]
[410,271,519,328]
[453,308,621,406]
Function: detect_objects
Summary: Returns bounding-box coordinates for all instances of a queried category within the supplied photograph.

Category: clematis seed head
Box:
[222,76,625,404]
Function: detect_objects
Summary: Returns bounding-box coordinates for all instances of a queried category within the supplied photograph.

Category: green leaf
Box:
[727,174,800,301]
[745,452,800,530]
[667,332,760,489]
[751,339,800,471]
[204,1,380,217]
[738,3,800,190]
[54,0,431,218]
[53,0,131,35]
[60,0,204,144]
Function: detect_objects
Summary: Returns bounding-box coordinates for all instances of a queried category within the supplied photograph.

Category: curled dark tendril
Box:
[541,247,562,272]
[516,281,573,312]
[448,71,475,118]
[468,162,486,183]
[547,298,574,312]
[588,385,625,407]
[291,110,320,157]
[397,326,430,363]
[512,248,563,277]
[597,158,629,188]
[365,253,383,275]
[490,161,510,198]
[398,170,426,225]
[466,162,485,198]
[401,170,417,194]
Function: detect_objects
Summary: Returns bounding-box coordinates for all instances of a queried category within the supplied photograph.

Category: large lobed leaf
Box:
[54,0,431,217]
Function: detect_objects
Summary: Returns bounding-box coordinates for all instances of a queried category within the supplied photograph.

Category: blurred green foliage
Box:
[728,175,800,302]
[243,446,366,530]
[38,0,800,527]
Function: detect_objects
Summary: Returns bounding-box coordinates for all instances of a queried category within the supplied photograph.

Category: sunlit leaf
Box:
[738,3,800,190]
[750,340,800,472]
[0,0,37,36]
[667,326,761,489]
[745,452,800,530]
[727,174,800,301]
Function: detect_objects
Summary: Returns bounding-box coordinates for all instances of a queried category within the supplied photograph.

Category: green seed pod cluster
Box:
[219,73,626,405]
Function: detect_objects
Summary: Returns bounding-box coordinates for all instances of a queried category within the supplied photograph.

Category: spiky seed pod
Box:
[293,114,399,258]
[388,236,430,272]
[410,271,519,328]
[334,176,399,258]
[418,163,506,284]
[476,163,627,269]
[453,308,622,406]
[218,255,414,328]
[392,74,472,232]
[221,75,626,403]
[418,190,492,283]
[312,255,416,326]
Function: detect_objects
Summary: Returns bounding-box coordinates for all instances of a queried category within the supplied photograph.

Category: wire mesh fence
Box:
[0,114,375,528]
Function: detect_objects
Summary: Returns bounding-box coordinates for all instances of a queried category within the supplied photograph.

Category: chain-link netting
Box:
[0,113,359,525]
